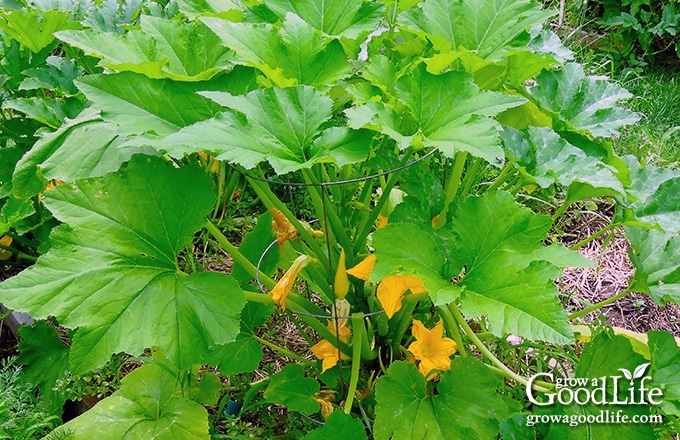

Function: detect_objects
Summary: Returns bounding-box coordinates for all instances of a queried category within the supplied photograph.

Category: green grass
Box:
[612,65,680,167]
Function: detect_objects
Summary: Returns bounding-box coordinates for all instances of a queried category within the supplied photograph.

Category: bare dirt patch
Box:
[559,204,680,336]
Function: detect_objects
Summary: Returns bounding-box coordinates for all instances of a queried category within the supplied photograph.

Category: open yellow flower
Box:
[407,319,457,380]
[270,208,298,252]
[347,254,427,318]
[346,254,376,281]
[311,322,351,372]
[269,255,314,310]
[377,275,427,318]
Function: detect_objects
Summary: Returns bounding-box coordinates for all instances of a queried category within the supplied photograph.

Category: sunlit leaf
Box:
[0,156,246,373]
[374,359,517,439]
[46,362,210,439]
[346,63,524,163]
[530,63,639,138]
[58,16,233,81]
[0,8,79,53]
[399,0,554,60]
[201,13,350,87]
[166,86,372,174]
[264,0,384,39]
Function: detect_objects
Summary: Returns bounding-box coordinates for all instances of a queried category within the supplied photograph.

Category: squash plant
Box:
[2,0,680,438]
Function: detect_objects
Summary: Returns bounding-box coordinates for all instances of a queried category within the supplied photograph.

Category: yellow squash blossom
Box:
[377,214,388,229]
[0,235,13,260]
[313,396,335,419]
[407,319,457,380]
[347,254,427,318]
[270,208,299,252]
[37,179,62,204]
[346,254,376,281]
[311,322,351,372]
[269,255,314,310]
[376,275,427,318]
[334,249,349,300]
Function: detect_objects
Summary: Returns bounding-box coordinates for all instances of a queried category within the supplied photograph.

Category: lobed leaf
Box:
[264,363,320,415]
[502,126,625,202]
[626,226,680,305]
[347,63,524,163]
[0,156,246,373]
[615,156,680,232]
[201,13,350,87]
[374,359,517,440]
[17,321,70,415]
[649,331,680,416]
[11,108,153,199]
[530,63,639,138]
[399,0,554,60]
[264,0,384,39]
[46,362,210,439]
[372,192,591,343]
[541,334,656,439]
[303,411,368,439]
[58,16,233,81]
[166,86,372,174]
[0,8,79,53]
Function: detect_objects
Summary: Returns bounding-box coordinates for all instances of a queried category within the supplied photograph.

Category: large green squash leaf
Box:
[626,227,680,305]
[264,363,320,415]
[166,85,372,174]
[45,362,210,440]
[541,334,655,440]
[201,13,350,87]
[81,0,144,33]
[74,72,227,142]
[207,302,271,375]
[11,108,153,199]
[2,95,85,128]
[530,63,639,138]
[0,156,246,373]
[17,320,70,415]
[18,55,83,93]
[264,0,384,39]
[0,147,24,198]
[615,156,680,232]
[346,63,524,163]
[0,8,79,53]
[175,0,244,20]
[57,16,233,81]
[502,126,625,203]
[399,0,554,60]
[371,192,591,343]
[303,411,368,439]
[648,331,680,416]
[374,359,518,440]
[451,192,588,343]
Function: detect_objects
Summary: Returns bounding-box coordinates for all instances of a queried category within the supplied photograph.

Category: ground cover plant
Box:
[2,0,680,439]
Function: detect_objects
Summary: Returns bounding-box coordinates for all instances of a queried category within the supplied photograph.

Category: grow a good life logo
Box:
[525,363,664,427]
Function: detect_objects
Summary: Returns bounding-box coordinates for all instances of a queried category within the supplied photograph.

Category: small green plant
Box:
[0,357,61,440]
[593,0,680,65]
